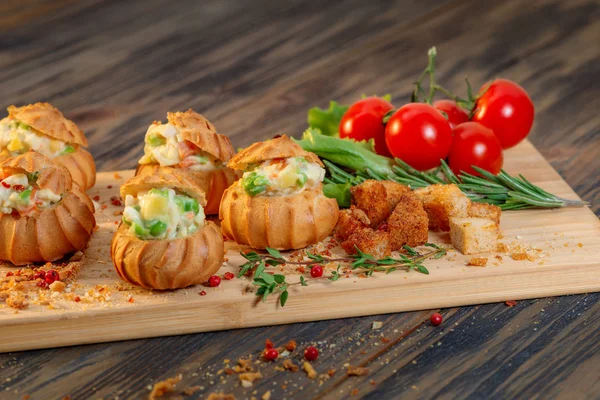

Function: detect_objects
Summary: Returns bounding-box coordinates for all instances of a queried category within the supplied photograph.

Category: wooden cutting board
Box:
[0,140,598,353]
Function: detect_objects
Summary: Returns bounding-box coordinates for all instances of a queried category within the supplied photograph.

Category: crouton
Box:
[468,201,501,226]
[351,180,390,228]
[414,184,470,231]
[387,193,429,250]
[380,181,411,213]
[449,217,498,254]
[341,228,391,259]
[334,206,370,241]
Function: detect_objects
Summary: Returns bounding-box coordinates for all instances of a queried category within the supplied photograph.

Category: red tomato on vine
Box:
[471,79,534,149]
[384,103,453,171]
[448,122,504,176]
[339,97,394,156]
[433,99,469,129]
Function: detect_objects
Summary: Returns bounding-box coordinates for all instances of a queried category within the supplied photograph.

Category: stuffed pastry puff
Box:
[0,103,96,190]
[111,169,224,290]
[219,135,339,250]
[0,152,96,265]
[136,109,240,215]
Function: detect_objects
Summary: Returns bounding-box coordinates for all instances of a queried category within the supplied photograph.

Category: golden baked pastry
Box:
[0,152,96,265]
[0,103,96,190]
[111,169,224,289]
[220,135,339,250]
[136,109,240,214]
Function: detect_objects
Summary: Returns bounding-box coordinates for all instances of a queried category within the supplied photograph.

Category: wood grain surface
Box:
[0,0,598,399]
[1,143,598,356]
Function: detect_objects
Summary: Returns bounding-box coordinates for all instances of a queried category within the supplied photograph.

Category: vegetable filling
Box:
[241,157,325,196]
[0,118,75,158]
[122,188,205,240]
[138,122,222,171]
[0,173,61,215]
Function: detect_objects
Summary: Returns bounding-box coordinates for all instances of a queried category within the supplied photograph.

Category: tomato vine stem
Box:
[411,46,475,110]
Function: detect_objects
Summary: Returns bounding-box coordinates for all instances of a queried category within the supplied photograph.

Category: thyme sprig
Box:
[238,244,446,307]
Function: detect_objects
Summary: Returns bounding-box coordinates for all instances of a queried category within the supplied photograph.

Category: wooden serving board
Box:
[0,140,598,353]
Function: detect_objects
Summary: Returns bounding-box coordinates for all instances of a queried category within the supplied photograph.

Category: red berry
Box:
[264,348,278,361]
[199,290,207,296]
[310,265,323,278]
[208,275,221,287]
[304,346,319,361]
[34,270,46,280]
[36,280,47,288]
[45,270,59,284]
[430,313,443,326]
[223,272,235,280]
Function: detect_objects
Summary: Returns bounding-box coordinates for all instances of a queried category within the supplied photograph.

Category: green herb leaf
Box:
[61,145,76,155]
[295,129,394,177]
[253,261,266,279]
[306,252,325,262]
[266,247,283,259]
[307,101,349,136]
[260,273,275,285]
[274,274,286,284]
[280,290,289,307]
[300,275,308,286]
[322,182,352,208]
[416,265,429,275]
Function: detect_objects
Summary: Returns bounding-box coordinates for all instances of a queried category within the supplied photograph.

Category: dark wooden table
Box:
[1,0,598,399]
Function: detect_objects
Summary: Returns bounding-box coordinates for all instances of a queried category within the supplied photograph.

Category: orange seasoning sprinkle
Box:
[285,340,297,352]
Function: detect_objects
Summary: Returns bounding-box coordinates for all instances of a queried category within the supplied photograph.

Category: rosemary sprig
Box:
[324,159,587,211]
[238,245,446,307]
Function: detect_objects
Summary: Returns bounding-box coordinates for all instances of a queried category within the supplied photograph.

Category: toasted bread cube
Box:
[387,193,429,250]
[414,184,470,231]
[449,217,498,254]
[334,206,370,241]
[341,228,391,259]
[468,201,501,226]
[351,180,389,228]
[381,181,411,214]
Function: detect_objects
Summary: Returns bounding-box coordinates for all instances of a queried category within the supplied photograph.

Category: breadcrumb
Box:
[239,371,262,383]
[341,228,391,259]
[351,180,390,228]
[380,181,411,213]
[449,217,498,254]
[414,184,470,231]
[467,257,488,267]
[387,193,429,250]
[148,374,182,400]
[207,393,235,400]
[334,206,370,241]
[468,202,502,226]
[347,365,369,376]
[283,359,299,372]
[496,243,509,253]
[304,361,317,379]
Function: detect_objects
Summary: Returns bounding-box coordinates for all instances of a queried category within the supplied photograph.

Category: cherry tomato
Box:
[339,97,394,156]
[448,122,503,176]
[433,99,469,129]
[384,103,453,171]
[471,79,534,149]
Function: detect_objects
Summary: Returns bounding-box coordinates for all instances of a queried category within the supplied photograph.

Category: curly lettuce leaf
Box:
[295,128,394,177]
[322,182,352,208]
[307,101,348,136]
